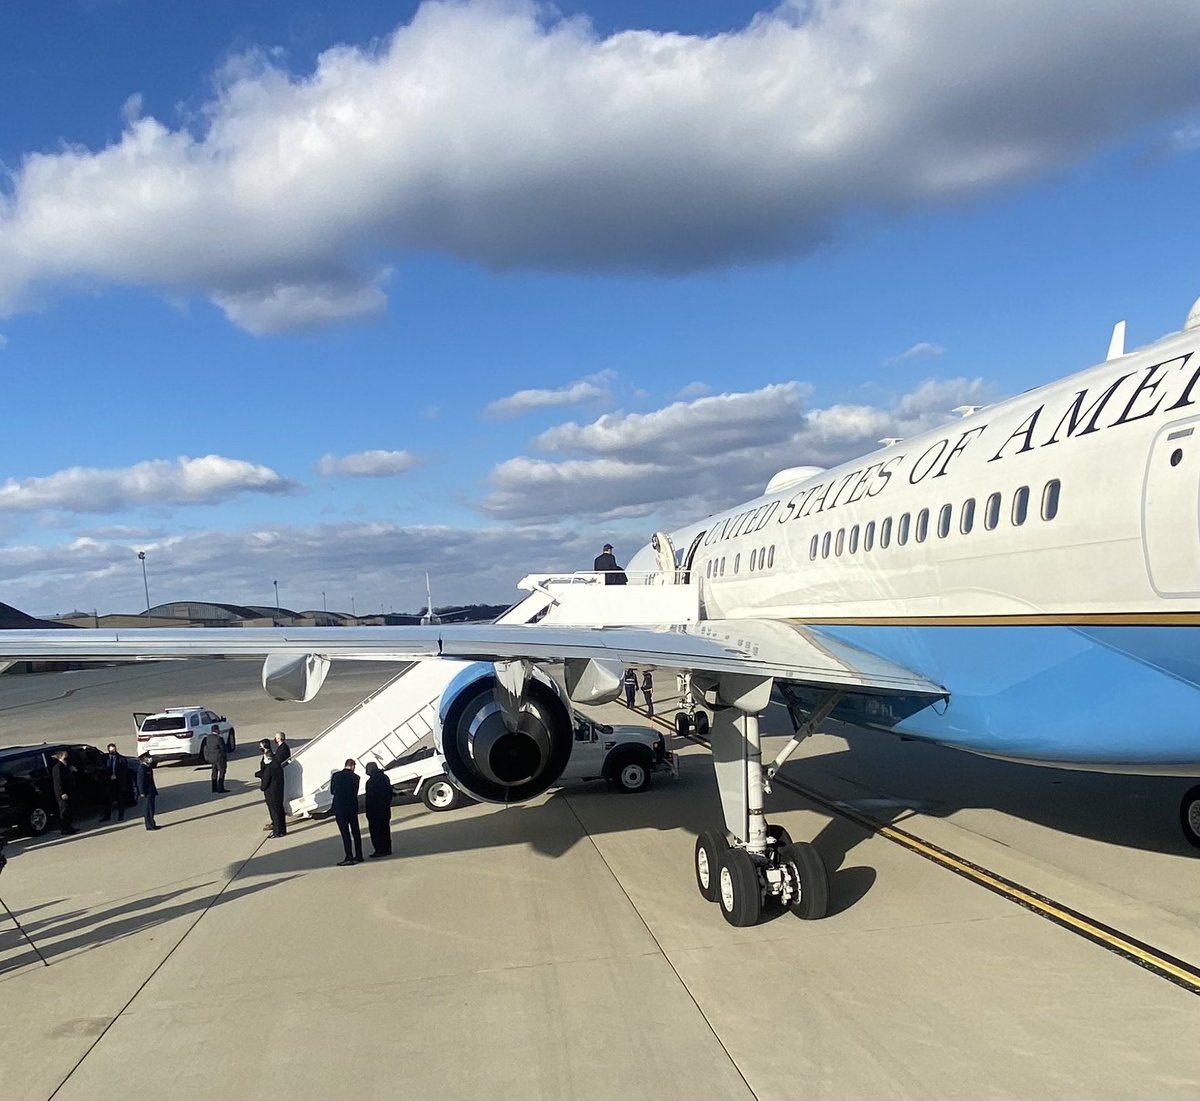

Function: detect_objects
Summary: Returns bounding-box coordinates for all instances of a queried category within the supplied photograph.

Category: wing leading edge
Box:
[0,620,945,702]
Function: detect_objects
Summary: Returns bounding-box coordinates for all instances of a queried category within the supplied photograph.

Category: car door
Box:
[68,745,107,812]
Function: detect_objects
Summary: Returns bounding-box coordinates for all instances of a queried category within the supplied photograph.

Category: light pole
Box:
[322,590,327,612]
[351,595,355,618]
[137,551,150,615]
[273,580,279,616]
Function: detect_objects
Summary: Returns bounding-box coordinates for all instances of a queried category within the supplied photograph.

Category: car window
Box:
[190,714,200,727]
[141,716,186,732]
[81,746,105,768]
[0,751,42,780]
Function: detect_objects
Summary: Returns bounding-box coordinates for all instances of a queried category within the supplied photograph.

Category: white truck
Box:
[389,711,676,812]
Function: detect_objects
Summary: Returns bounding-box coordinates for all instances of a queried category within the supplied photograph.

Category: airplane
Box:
[3,292,1200,929]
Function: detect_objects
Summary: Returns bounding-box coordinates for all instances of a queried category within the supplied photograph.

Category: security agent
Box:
[136,752,159,830]
[330,759,364,865]
[204,726,228,793]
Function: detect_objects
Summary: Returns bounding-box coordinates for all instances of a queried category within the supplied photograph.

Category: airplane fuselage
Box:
[627,322,1200,774]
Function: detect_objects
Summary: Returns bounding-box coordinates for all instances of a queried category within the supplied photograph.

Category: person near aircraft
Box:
[50,749,77,835]
[331,759,364,865]
[641,670,655,718]
[204,725,228,793]
[101,742,130,821]
[136,752,159,831]
[623,667,638,708]
[593,543,627,585]
[273,731,291,764]
[256,740,287,837]
[364,761,393,858]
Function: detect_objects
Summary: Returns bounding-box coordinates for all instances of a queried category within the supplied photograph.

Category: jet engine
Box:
[436,662,574,804]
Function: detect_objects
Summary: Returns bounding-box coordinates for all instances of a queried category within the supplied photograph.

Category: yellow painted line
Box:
[652,711,1200,996]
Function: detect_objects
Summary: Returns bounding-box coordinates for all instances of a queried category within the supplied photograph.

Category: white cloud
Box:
[0,334,8,350]
[316,449,420,477]
[0,455,299,513]
[677,382,711,400]
[483,377,994,521]
[886,341,945,365]
[484,373,612,419]
[2,1,1199,330]
[0,520,595,618]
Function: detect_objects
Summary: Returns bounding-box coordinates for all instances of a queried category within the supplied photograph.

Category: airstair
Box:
[284,588,557,816]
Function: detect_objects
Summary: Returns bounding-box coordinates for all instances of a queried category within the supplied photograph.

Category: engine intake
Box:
[438,668,573,804]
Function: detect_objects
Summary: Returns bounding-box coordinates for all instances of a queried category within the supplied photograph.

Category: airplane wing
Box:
[0,620,944,701]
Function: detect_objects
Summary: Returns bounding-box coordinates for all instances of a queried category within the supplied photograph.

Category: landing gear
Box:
[688,677,837,927]
[1181,785,1200,849]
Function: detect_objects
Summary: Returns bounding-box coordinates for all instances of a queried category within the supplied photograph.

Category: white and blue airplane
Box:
[4,294,1200,927]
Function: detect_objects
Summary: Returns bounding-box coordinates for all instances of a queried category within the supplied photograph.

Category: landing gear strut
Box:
[690,674,832,927]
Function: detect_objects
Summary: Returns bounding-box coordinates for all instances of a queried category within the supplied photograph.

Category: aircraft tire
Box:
[767,823,792,849]
[693,711,710,738]
[1180,785,1200,849]
[694,830,729,902]
[779,842,830,920]
[717,848,762,927]
[674,712,691,737]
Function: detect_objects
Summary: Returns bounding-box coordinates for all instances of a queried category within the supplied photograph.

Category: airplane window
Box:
[767,545,775,568]
[960,498,975,534]
[751,549,759,571]
[821,531,832,559]
[864,520,876,551]
[897,512,910,546]
[849,524,860,554]
[809,534,818,561]
[938,504,952,538]
[1042,479,1061,521]
[915,508,929,543]
[1012,486,1029,526]
[985,492,1001,530]
[720,557,726,576]
[734,553,740,574]
[835,528,845,556]
[880,516,892,549]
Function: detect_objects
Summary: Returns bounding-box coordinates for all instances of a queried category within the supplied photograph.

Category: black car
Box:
[0,743,137,837]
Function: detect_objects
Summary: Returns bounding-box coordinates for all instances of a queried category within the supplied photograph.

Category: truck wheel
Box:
[610,754,651,793]
[226,730,236,754]
[422,777,462,812]
[28,803,52,837]
[199,740,212,765]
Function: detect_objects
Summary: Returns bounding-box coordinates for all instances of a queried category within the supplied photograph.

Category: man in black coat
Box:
[256,741,287,837]
[273,731,292,764]
[101,742,130,821]
[136,753,159,830]
[330,759,363,866]
[204,726,228,793]
[593,543,627,585]
[363,761,393,858]
[50,749,78,835]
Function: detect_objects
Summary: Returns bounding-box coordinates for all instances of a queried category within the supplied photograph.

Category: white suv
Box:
[135,706,236,763]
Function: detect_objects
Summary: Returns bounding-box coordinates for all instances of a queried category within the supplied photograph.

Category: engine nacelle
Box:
[437,662,574,804]
[262,652,331,702]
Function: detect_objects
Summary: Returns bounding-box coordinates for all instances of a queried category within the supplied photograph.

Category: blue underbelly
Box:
[815,624,1200,774]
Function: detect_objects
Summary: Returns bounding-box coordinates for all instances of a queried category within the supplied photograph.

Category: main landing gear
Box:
[688,675,839,927]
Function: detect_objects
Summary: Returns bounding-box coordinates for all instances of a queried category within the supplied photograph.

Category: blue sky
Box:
[1,0,1198,617]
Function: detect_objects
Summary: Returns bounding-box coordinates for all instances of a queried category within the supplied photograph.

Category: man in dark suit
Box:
[273,731,291,764]
[363,761,393,858]
[100,743,130,821]
[204,726,228,793]
[593,543,627,585]
[330,759,363,866]
[256,742,287,837]
[137,753,159,830]
[50,749,77,835]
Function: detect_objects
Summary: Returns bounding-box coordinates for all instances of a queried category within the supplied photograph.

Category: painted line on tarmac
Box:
[653,711,1200,998]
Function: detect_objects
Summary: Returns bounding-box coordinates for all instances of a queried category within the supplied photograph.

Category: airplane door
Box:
[651,531,677,584]
[681,530,706,583]
[1142,416,1200,597]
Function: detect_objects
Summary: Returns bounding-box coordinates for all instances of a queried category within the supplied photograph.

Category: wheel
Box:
[674,712,691,737]
[694,830,729,902]
[694,711,710,738]
[716,848,762,927]
[610,754,651,793]
[422,777,462,812]
[778,841,830,920]
[1181,785,1200,849]
[226,730,236,754]
[28,803,52,837]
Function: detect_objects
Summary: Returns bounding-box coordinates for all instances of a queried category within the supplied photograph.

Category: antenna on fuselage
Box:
[951,405,980,418]
[878,437,904,448]
[1106,319,1126,361]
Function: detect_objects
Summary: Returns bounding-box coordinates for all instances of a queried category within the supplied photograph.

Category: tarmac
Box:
[1,659,1200,1100]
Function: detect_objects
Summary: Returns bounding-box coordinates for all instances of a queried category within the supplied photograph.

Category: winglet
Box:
[1106,320,1126,361]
